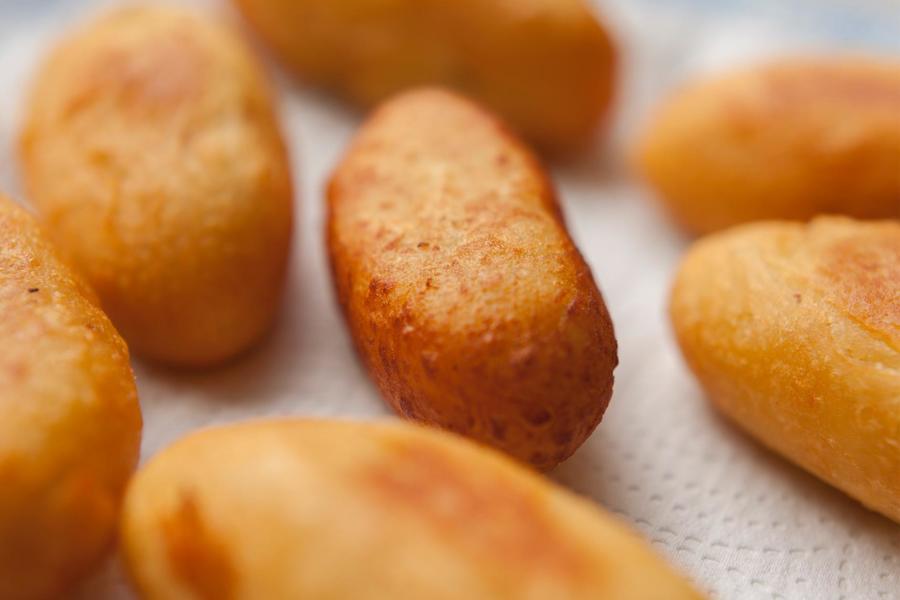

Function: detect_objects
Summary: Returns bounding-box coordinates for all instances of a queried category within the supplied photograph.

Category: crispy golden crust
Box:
[121,419,702,599]
[233,0,616,154]
[0,196,141,600]
[670,217,900,521]
[19,6,293,367]
[327,89,617,469]
[636,57,900,234]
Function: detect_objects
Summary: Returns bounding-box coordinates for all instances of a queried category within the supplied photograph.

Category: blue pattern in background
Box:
[632,0,900,51]
[2,0,899,51]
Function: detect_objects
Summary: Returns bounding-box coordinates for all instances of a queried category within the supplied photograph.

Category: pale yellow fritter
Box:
[233,0,617,154]
[0,195,141,600]
[121,419,703,599]
[20,6,293,367]
[328,88,617,469]
[636,57,900,234]
[671,217,900,522]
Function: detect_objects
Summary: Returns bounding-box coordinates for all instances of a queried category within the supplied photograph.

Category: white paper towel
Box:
[1,1,898,598]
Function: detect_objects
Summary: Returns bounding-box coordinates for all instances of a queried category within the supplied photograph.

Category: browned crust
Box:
[162,494,237,600]
[0,196,141,599]
[361,436,590,580]
[818,227,900,337]
[120,419,704,598]
[636,57,900,234]
[327,88,617,469]
[19,6,294,367]
[670,217,900,521]
[232,0,617,154]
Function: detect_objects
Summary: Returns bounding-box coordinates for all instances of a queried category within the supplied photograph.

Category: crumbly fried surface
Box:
[20,6,293,367]
[328,89,617,469]
[0,196,141,600]
[122,419,702,599]
[671,217,900,521]
[637,58,900,234]
[234,0,616,154]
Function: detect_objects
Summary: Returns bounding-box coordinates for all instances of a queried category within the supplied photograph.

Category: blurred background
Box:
[1,1,898,599]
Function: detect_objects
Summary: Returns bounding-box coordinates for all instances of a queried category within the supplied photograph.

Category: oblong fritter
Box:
[0,195,141,600]
[327,88,617,469]
[671,217,900,521]
[20,6,294,367]
[122,419,703,599]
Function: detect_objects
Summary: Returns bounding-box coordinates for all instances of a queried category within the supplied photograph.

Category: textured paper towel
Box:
[0,1,898,598]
